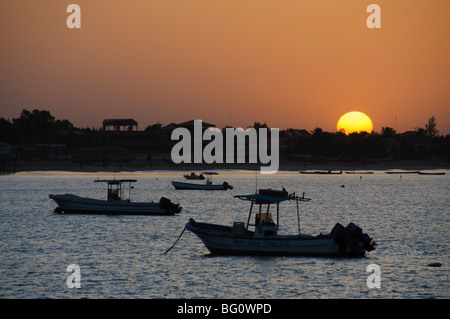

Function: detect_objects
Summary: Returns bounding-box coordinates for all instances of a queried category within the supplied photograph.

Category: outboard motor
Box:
[331,222,376,255]
[331,223,360,253]
[159,197,182,214]
[346,223,376,252]
[222,181,233,190]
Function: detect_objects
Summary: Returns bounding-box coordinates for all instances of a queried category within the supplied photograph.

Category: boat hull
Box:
[186,220,367,257]
[49,194,181,215]
[172,181,232,190]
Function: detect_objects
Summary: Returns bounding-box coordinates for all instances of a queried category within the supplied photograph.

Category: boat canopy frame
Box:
[95,179,137,202]
[234,192,311,236]
[202,172,218,185]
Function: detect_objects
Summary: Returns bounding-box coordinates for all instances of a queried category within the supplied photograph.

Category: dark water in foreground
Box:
[0,170,449,298]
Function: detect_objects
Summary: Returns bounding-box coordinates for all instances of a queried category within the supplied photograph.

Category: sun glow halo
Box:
[337,111,373,135]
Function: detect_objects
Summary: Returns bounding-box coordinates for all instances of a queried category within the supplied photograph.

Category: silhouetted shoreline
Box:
[11,158,449,174]
[2,110,449,176]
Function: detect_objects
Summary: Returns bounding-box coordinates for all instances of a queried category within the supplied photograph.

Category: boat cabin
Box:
[95,179,137,202]
[254,212,277,237]
[244,194,283,238]
[203,172,218,185]
[234,189,310,238]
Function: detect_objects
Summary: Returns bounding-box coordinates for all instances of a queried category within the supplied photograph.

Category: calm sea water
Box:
[0,170,448,299]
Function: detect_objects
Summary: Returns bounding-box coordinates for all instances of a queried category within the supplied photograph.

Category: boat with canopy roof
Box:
[49,179,182,215]
[185,188,376,257]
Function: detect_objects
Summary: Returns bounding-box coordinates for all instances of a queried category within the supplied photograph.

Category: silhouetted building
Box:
[103,119,138,131]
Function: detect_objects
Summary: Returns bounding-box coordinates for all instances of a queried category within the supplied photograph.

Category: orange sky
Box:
[1,0,449,134]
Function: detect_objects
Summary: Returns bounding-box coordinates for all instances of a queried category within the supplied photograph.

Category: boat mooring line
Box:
[164,227,186,254]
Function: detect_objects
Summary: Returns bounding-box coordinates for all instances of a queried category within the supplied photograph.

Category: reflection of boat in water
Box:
[300,170,342,175]
[184,172,205,180]
[49,179,182,215]
[345,171,374,174]
[418,171,445,175]
[185,188,376,257]
[172,172,233,190]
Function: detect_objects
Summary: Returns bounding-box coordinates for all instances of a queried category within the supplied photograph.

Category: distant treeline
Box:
[0,109,76,144]
[287,124,449,162]
[0,109,449,162]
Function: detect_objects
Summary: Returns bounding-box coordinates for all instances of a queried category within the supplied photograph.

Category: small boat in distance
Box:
[418,171,445,175]
[185,188,376,257]
[300,170,343,175]
[385,170,419,174]
[345,171,374,174]
[172,172,233,190]
[49,179,182,215]
[184,172,205,180]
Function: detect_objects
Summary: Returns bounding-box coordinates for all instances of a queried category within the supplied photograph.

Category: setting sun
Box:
[337,111,373,135]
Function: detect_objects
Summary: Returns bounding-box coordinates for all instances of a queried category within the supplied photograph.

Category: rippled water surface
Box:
[1,170,449,298]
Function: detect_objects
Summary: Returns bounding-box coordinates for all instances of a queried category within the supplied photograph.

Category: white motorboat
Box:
[185,189,376,257]
[172,172,233,190]
[49,179,182,215]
